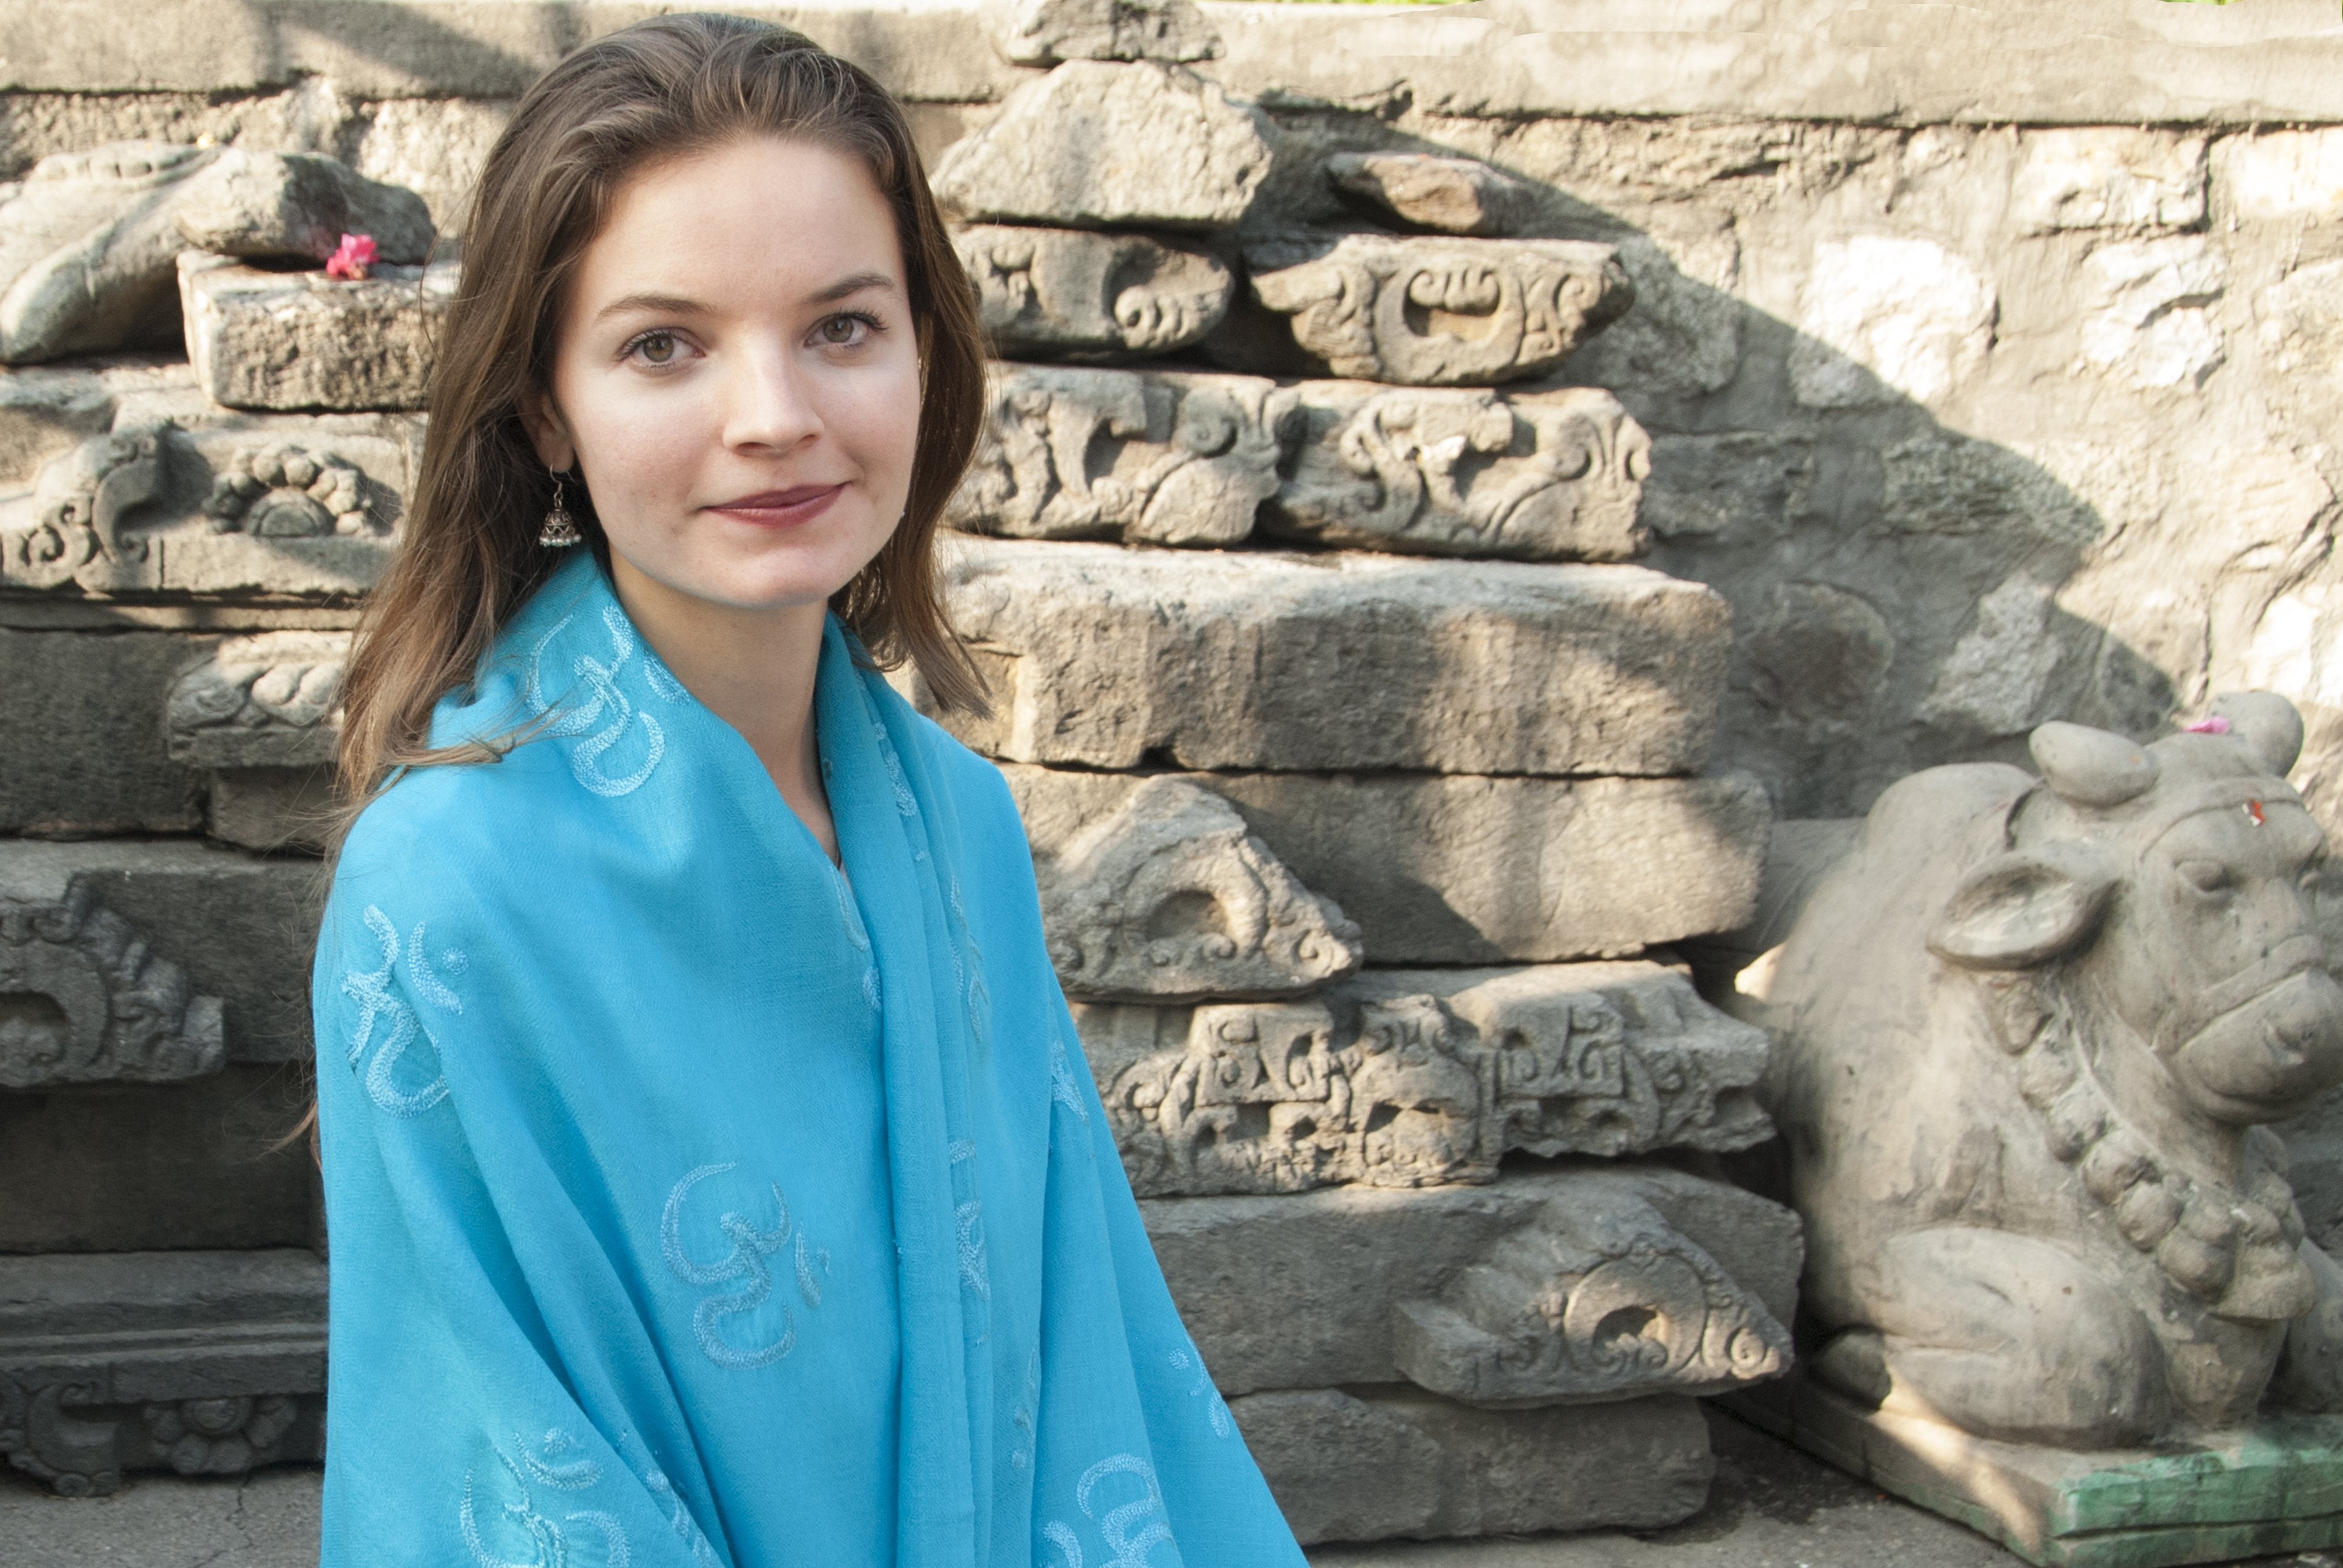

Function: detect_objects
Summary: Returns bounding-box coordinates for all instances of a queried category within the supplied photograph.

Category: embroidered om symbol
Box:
[526,605,681,798]
[1042,1454,1176,1568]
[660,1163,827,1370]
[342,906,464,1117]
[457,1429,631,1568]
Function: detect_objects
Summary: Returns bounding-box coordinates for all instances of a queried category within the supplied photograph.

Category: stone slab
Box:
[1326,152,1535,238]
[954,224,1231,359]
[951,367,1651,560]
[1084,965,1774,1193]
[1139,1161,1799,1395]
[0,1067,319,1253]
[1245,234,1631,387]
[179,254,456,413]
[1735,1375,2343,1568]
[1006,764,1769,964]
[926,537,1726,776]
[0,839,322,1062]
[995,0,1221,65]
[1234,1387,1711,1545]
[0,1249,324,1495]
[932,59,1274,229]
[0,626,209,835]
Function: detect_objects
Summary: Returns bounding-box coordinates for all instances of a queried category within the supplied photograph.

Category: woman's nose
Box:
[721,341,822,452]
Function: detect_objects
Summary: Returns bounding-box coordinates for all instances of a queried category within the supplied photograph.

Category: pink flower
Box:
[325,232,378,281]
[2184,716,2232,734]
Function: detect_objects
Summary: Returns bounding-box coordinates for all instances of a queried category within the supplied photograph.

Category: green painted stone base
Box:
[1726,1376,2343,1568]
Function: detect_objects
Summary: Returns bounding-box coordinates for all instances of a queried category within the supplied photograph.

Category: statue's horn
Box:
[2030,721,2158,807]
[2207,692,2305,777]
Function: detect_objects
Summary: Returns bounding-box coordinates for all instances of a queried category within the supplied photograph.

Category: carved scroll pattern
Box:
[166,630,350,768]
[0,883,224,1088]
[1,425,165,590]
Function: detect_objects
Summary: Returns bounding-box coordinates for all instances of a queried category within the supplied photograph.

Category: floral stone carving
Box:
[167,630,351,771]
[142,1394,300,1476]
[949,363,1294,546]
[1743,693,2343,1449]
[1247,234,1632,386]
[1391,1189,1791,1406]
[202,443,375,537]
[954,224,1233,359]
[0,878,223,1088]
[0,140,433,363]
[1077,959,1772,1195]
[1038,777,1363,1002]
[1270,383,1651,561]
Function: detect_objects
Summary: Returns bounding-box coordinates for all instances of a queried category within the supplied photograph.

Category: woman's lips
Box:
[704,484,845,528]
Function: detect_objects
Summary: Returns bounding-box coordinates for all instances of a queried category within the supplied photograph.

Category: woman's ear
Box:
[518,387,578,472]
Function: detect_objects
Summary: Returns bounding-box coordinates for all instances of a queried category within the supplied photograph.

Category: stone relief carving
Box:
[166,630,351,771]
[0,878,224,1088]
[142,1395,300,1477]
[1392,1194,1791,1405]
[0,422,165,590]
[1080,961,1772,1195]
[949,364,1295,546]
[995,0,1222,65]
[1739,693,2343,1448]
[0,140,433,363]
[1247,235,1633,386]
[0,1374,121,1495]
[1,1377,318,1495]
[954,224,1233,359]
[1325,152,1535,238]
[202,443,375,537]
[1271,384,1651,561]
[1038,777,1363,1002]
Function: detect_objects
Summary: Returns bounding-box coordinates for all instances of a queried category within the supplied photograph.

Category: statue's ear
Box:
[1927,843,2118,971]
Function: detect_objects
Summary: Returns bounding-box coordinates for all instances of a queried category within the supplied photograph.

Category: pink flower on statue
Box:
[324,233,378,281]
[2184,716,2232,734]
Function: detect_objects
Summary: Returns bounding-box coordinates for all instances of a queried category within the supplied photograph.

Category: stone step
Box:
[179,253,456,414]
[928,537,1726,776]
[1142,1161,1798,1397]
[1085,965,1773,1194]
[1008,763,1768,964]
[0,1249,324,1495]
[950,367,1650,560]
[1233,1388,1711,1546]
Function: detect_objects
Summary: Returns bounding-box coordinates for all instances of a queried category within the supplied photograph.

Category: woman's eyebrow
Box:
[810,271,899,304]
[593,290,707,324]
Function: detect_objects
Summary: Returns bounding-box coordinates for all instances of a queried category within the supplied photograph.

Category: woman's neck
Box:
[608,552,840,864]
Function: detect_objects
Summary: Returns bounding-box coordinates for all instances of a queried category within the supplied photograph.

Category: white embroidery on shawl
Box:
[661,1162,823,1370]
[949,1140,978,1165]
[342,905,455,1117]
[641,652,689,704]
[459,1435,633,1568]
[1049,1031,1090,1125]
[1011,1347,1040,1472]
[1044,1455,1177,1568]
[955,1200,991,1301]
[793,1230,828,1310]
[874,719,919,817]
[948,878,992,1050]
[1168,1348,1234,1439]
[525,607,667,799]
[618,1434,724,1568]
[830,867,882,1015]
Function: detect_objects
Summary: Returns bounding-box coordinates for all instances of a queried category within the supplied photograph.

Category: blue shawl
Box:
[312,552,1305,1568]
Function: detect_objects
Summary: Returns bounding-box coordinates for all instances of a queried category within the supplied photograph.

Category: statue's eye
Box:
[2178,860,2232,894]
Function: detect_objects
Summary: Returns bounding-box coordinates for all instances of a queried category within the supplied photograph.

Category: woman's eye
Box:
[624,330,687,366]
[815,313,875,348]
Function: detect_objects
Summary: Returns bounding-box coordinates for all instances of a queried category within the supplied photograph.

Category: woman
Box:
[312,16,1305,1566]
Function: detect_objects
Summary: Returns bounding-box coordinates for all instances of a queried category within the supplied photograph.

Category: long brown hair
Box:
[336,13,989,814]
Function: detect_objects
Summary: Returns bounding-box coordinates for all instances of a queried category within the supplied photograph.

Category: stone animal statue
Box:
[1739,693,2343,1446]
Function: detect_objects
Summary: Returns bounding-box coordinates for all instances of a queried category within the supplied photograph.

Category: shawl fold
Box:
[314,552,1305,1568]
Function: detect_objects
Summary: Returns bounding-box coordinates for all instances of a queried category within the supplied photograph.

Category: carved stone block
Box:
[0,1249,325,1495]
[1325,152,1536,238]
[926,536,1728,775]
[1268,382,1650,561]
[994,0,1222,65]
[0,626,209,835]
[0,878,221,1088]
[1010,764,1770,964]
[1083,962,1772,1194]
[1038,777,1362,1002]
[932,61,1273,230]
[180,253,456,413]
[0,402,412,598]
[167,630,347,771]
[1247,234,1631,385]
[954,225,1231,359]
[0,141,432,364]
[1233,1387,1709,1544]
[948,366,1290,546]
[0,838,322,1063]
[1141,1162,1800,1397]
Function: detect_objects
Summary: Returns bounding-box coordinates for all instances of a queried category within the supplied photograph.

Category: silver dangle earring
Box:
[539,470,583,549]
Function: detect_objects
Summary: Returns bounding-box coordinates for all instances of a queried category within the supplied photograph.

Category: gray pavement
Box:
[2,1411,2338,1568]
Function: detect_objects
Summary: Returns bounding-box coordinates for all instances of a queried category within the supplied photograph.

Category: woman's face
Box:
[526,136,922,618]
